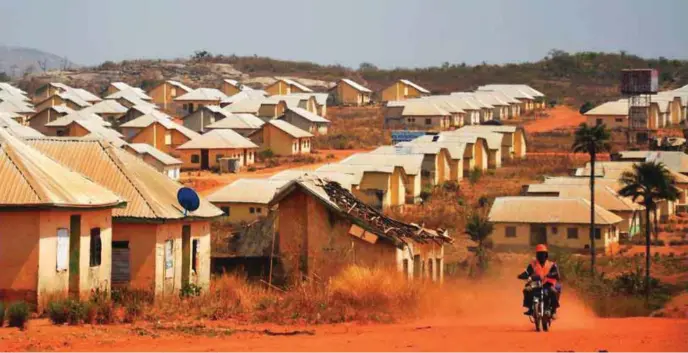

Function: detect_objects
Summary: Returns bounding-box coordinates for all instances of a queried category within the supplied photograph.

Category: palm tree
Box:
[465,213,494,273]
[571,123,611,274]
[618,162,680,301]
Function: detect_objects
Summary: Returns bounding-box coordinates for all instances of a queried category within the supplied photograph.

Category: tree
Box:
[0,72,10,82]
[571,123,611,275]
[37,58,48,72]
[617,162,679,302]
[579,101,595,114]
[192,50,212,61]
[358,62,378,72]
[465,213,494,274]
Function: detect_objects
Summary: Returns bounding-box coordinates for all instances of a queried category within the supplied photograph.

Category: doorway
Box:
[69,215,81,297]
[530,225,547,246]
[200,149,209,170]
[181,225,191,286]
[112,241,130,287]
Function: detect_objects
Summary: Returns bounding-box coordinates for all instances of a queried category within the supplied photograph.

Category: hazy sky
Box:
[1,0,687,69]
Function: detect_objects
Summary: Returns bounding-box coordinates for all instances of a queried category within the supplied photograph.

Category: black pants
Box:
[523,283,560,311]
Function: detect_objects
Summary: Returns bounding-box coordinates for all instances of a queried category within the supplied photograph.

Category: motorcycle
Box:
[526,278,553,332]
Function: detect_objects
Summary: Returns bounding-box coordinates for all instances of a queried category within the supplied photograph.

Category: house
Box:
[331,78,372,106]
[119,113,201,155]
[182,105,232,133]
[117,104,165,126]
[446,130,503,169]
[489,197,622,255]
[584,100,630,129]
[43,111,111,136]
[34,92,91,112]
[176,129,258,171]
[616,151,688,175]
[316,163,405,209]
[0,113,44,138]
[525,184,644,237]
[270,177,451,281]
[174,88,228,116]
[123,143,183,180]
[264,77,313,96]
[340,152,423,203]
[28,105,73,135]
[449,93,494,123]
[205,112,265,136]
[458,125,527,159]
[0,130,125,305]
[369,145,448,188]
[220,79,253,97]
[386,100,451,130]
[106,82,151,101]
[33,83,101,105]
[412,133,489,173]
[381,79,430,102]
[220,90,268,106]
[207,178,288,224]
[248,120,313,156]
[147,80,193,110]
[393,141,466,182]
[223,98,265,115]
[255,95,319,119]
[477,85,545,112]
[452,92,508,121]
[107,90,155,110]
[0,98,35,124]
[279,107,330,135]
[291,93,329,117]
[80,100,129,124]
[26,137,222,295]
[49,118,127,147]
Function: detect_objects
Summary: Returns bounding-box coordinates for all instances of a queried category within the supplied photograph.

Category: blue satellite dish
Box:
[177,187,200,215]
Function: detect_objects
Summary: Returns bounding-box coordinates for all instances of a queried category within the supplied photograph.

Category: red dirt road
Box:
[2,274,686,351]
[524,106,586,133]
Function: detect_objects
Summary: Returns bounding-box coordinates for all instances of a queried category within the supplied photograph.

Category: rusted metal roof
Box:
[0,130,124,208]
[24,137,221,220]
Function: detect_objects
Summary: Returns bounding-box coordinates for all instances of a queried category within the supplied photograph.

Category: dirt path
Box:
[524,106,586,134]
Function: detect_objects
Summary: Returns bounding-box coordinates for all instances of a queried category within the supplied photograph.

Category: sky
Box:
[1,0,687,69]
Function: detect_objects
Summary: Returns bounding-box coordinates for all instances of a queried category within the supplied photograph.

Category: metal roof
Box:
[175,88,228,102]
[401,101,450,116]
[340,152,422,176]
[274,77,313,93]
[478,84,543,98]
[120,114,200,140]
[220,90,268,104]
[444,130,503,151]
[489,196,622,225]
[206,112,265,130]
[290,92,329,105]
[584,100,628,116]
[316,163,395,184]
[0,130,124,208]
[266,119,313,138]
[81,99,128,115]
[0,113,44,138]
[207,178,288,204]
[285,107,330,123]
[177,128,258,150]
[617,151,688,174]
[25,137,221,219]
[167,80,193,92]
[269,169,357,190]
[0,83,26,96]
[526,184,643,211]
[45,110,110,127]
[223,98,264,113]
[126,143,183,166]
[399,79,430,94]
[106,88,152,101]
[340,78,372,93]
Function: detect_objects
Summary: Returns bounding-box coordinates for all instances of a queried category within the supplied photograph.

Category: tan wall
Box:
[492,222,619,255]
[35,96,66,112]
[0,211,40,302]
[382,82,425,102]
[212,202,268,224]
[335,82,371,106]
[265,81,291,96]
[587,115,628,129]
[177,99,221,116]
[177,148,256,170]
[29,109,66,135]
[253,123,310,156]
[400,115,451,130]
[221,83,241,97]
[149,83,189,110]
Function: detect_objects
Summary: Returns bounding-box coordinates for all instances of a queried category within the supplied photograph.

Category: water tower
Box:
[620,69,658,145]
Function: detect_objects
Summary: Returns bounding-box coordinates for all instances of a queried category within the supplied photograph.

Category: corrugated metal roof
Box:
[106,88,152,102]
[618,151,688,174]
[399,79,430,94]
[478,84,543,98]
[0,130,124,208]
[584,100,628,116]
[340,78,372,93]
[207,178,288,204]
[267,119,313,138]
[444,130,503,151]
[449,93,495,109]
[269,169,356,190]
[175,88,228,102]
[316,163,395,184]
[126,143,182,166]
[577,161,688,184]
[223,98,264,113]
[54,91,92,108]
[401,101,450,116]
[71,88,102,103]
[489,196,622,225]
[459,125,520,134]
[290,92,329,105]
[45,110,109,127]
[167,80,193,93]
[177,128,258,150]
[221,90,267,104]
[340,152,422,176]
[0,99,35,114]
[81,100,128,115]
[285,107,330,123]
[0,114,44,138]
[120,114,200,140]
[0,83,26,95]
[0,90,30,102]
[526,184,643,211]
[206,112,265,130]
[25,137,221,219]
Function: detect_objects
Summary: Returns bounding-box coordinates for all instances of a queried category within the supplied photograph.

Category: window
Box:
[594,228,602,240]
[425,118,432,125]
[250,207,255,214]
[615,118,624,123]
[191,239,199,273]
[191,154,200,163]
[165,240,174,279]
[567,227,578,239]
[56,228,69,271]
[596,118,603,125]
[551,226,558,235]
[89,228,102,267]
[505,226,516,238]
[221,206,230,216]
[170,87,177,96]
[256,207,262,214]
[182,104,188,111]
[165,132,172,145]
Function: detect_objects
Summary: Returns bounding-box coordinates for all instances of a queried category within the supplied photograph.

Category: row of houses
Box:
[383,83,546,131]
[488,151,688,255]
[584,85,688,129]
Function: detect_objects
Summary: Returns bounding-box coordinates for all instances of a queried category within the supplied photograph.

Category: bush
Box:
[7,301,30,329]
[180,283,202,298]
[468,168,482,185]
[247,165,257,172]
[0,302,5,327]
[47,300,68,325]
[258,149,274,160]
[48,298,87,325]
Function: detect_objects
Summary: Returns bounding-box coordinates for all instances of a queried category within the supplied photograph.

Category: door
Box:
[530,225,547,246]
[111,241,130,287]
[69,215,81,296]
[181,225,191,286]
[200,149,209,170]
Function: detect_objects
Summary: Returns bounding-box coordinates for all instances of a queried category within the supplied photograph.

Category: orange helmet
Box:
[535,244,548,252]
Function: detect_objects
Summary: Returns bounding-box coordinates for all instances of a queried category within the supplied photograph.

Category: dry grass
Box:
[314,106,390,150]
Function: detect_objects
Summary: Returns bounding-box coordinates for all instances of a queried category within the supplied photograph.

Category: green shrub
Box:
[47,300,68,324]
[48,298,87,325]
[468,168,482,185]
[258,149,274,160]
[0,302,5,327]
[180,283,202,298]
[7,301,30,329]
[441,180,459,193]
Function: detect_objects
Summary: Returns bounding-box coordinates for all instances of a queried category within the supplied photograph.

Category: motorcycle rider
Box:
[517,244,561,317]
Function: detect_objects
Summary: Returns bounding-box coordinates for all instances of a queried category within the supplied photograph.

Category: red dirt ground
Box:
[523,106,586,134]
[2,266,686,351]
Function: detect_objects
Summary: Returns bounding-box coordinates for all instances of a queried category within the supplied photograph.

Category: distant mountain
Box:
[0,45,78,77]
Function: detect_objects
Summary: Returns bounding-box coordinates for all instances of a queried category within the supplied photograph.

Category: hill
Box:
[0,45,78,78]
[14,50,688,105]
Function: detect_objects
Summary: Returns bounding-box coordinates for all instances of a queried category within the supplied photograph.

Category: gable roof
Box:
[0,83,26,96]
[45,110,110,127]
[106,88,152,101]
[444,130,503,151]
[220,90,268,104]
[617,151,688,174]
[25,137,221,219]
[177,128,258,150]
[166,80,193,92]
[206,112,265,130]
[340,152,423,176]
[0,99,36,114]
[340,78,372,93]
[265,119,313,138]
[223,98,264,113]
[584,100,628,116]
[81,99,128,115]
[401,101,449,116]
[0,130,124,208]
[120,114,200,140]
[70,120,127,147]
[526,184,643,212]
[269,169,357,190]
[285,107,330,123]
[0,113,44,138]
[489,196,622,225]
[274,77,313,93]
[207,178,288,204]
[223,79,254,91]
[399,79,430,94]
[126,143,182,166]
[290,92,329,105]
[174,88,228,102]
[0,90,30,102]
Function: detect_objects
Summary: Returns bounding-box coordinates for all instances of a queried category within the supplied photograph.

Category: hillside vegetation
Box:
[11,50,688,105]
